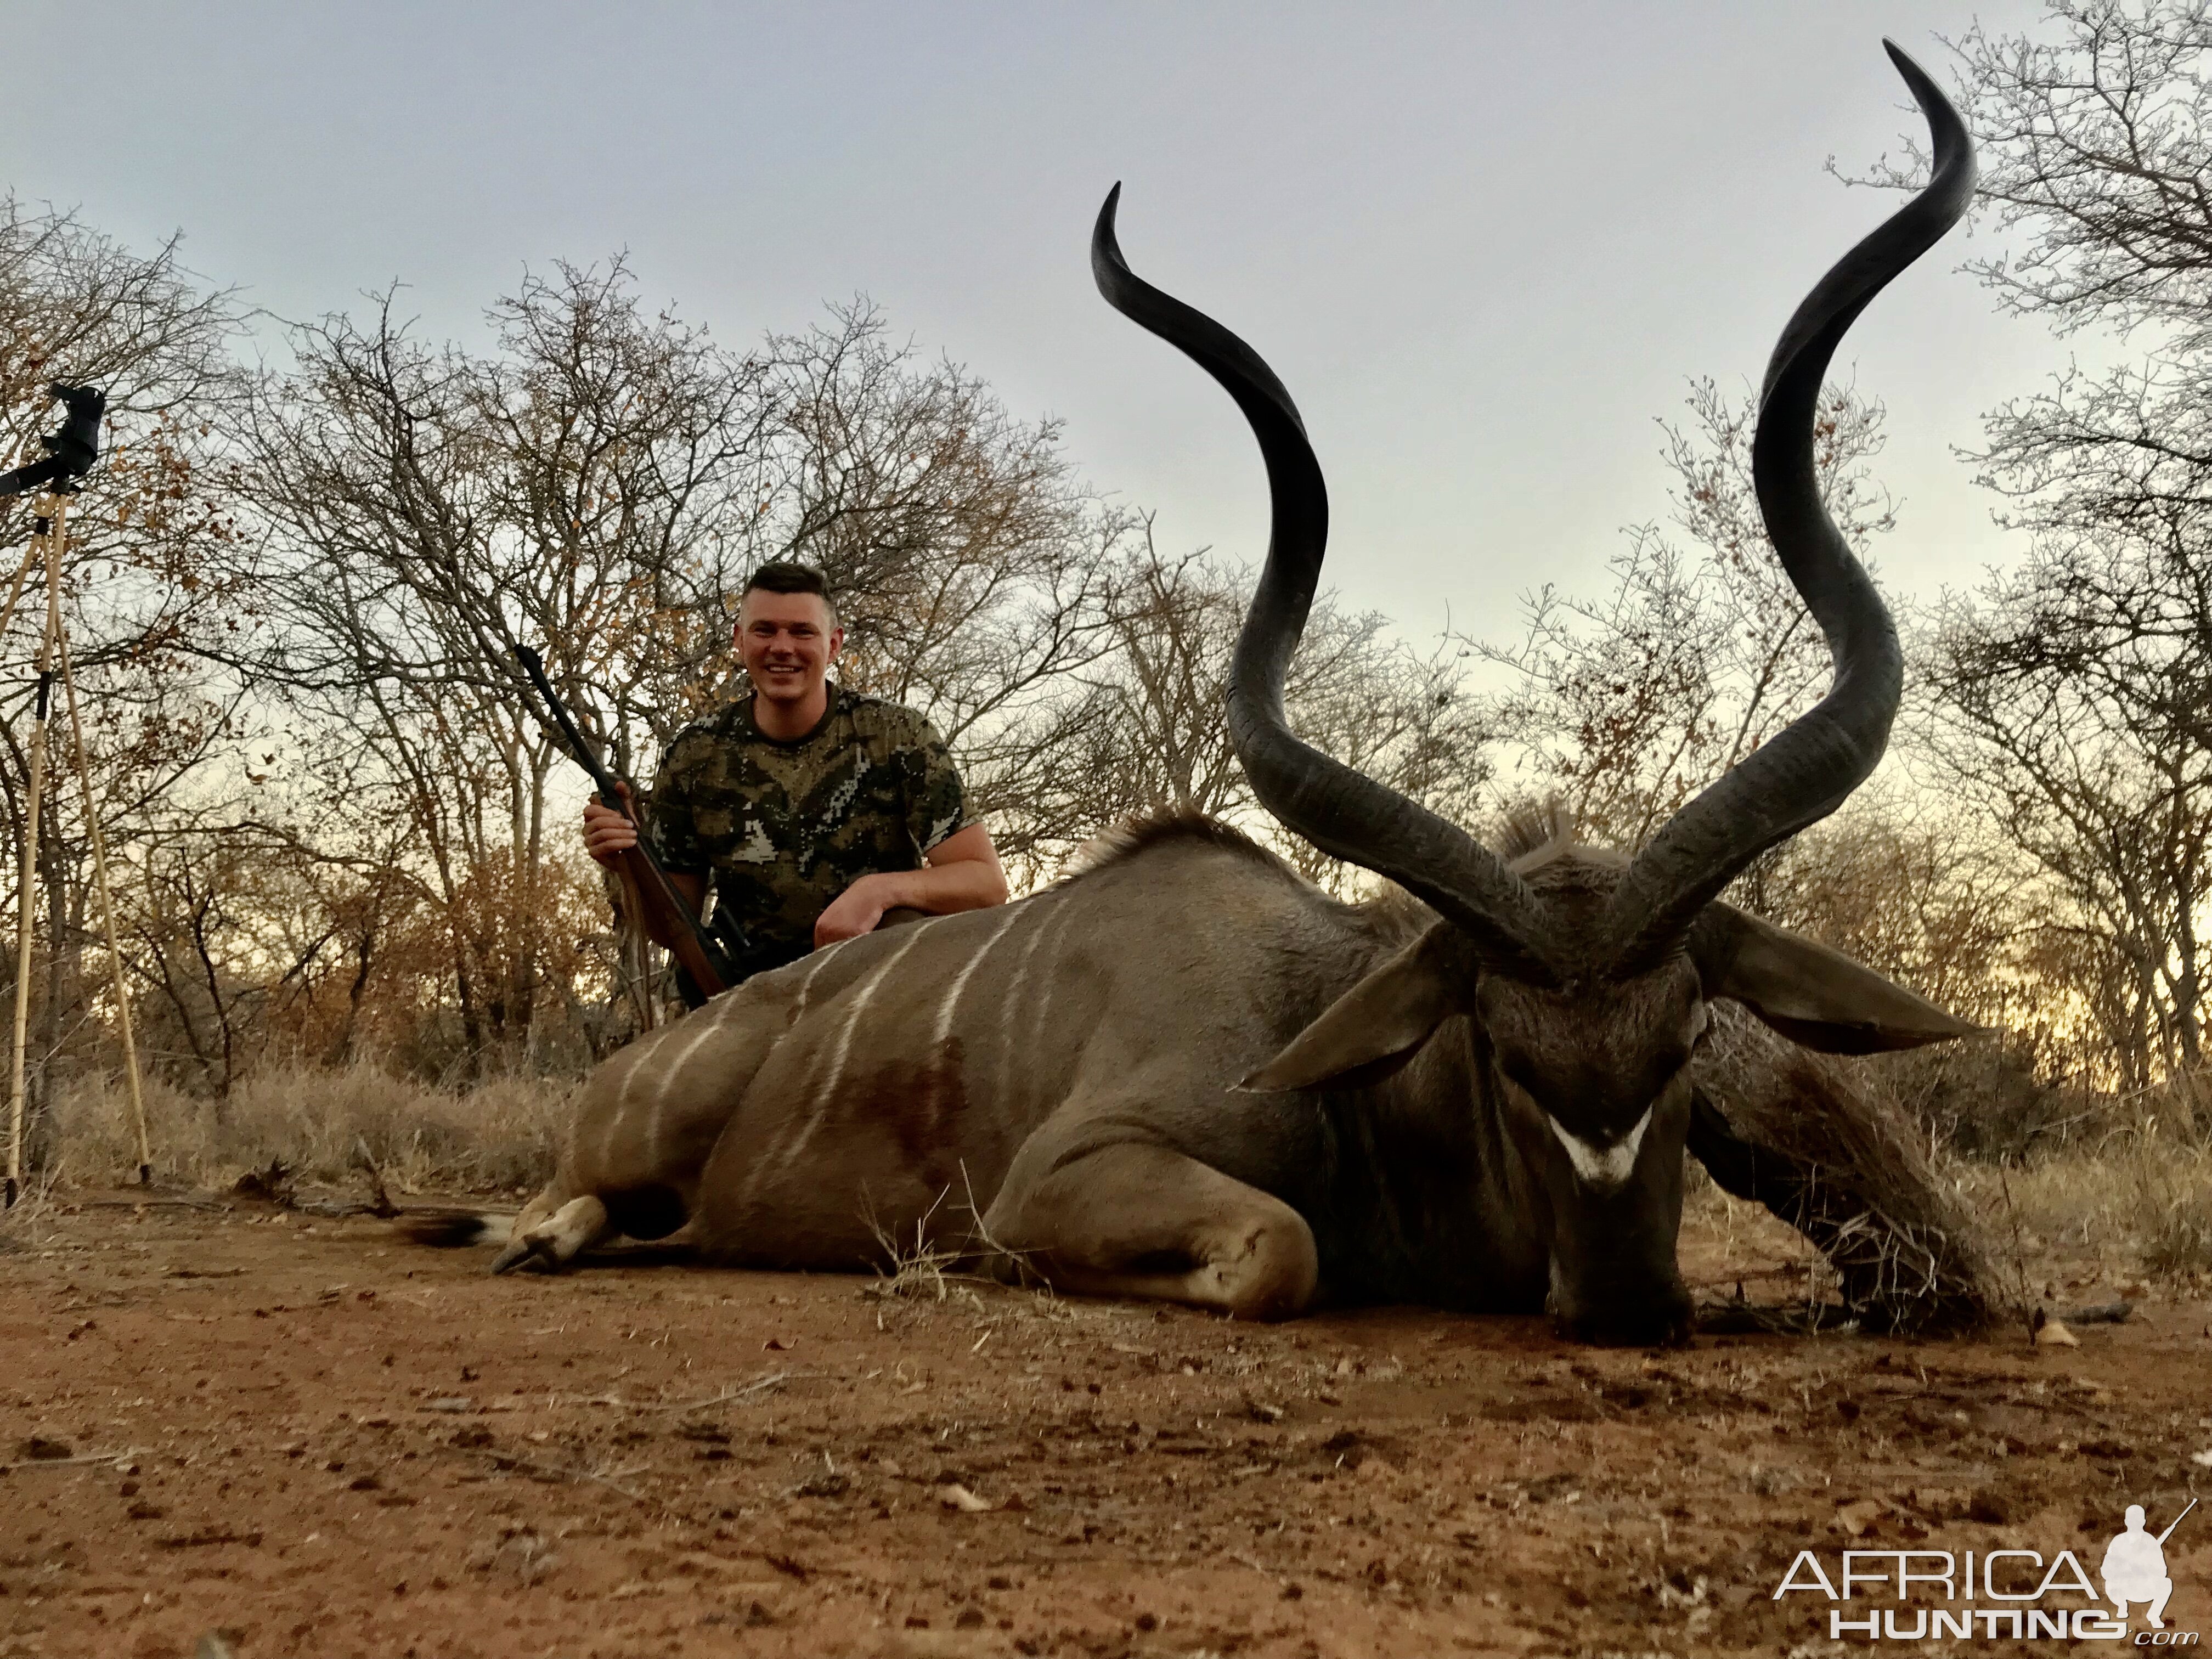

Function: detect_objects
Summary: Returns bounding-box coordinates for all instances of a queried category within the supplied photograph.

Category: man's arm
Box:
[582,786,708,949]
[813,823,1008,947]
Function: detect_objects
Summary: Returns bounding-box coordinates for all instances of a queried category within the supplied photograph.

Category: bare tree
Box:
[225,261,773,1063]
[1875,1,2212,341]
[1479,379,1897,849]
[0,196,247,1139]
[1922,555,2211,1087]
[747,305,1137,882]
[230,270,1142,1064]
[1846,2,2212,1092]
[989,534,1493,892]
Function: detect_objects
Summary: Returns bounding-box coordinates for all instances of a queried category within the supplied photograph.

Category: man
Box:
[2101,1504,2177,1630]
[582,562,1008,985]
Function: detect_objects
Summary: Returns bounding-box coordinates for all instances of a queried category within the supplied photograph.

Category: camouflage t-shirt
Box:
[646,686,976,969]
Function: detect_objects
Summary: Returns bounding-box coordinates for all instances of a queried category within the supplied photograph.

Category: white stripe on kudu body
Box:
[933,905,1022,1050]
[1547,1108,1654,1192]
[626,1005,731,1169]
[995,898,1069,1114]
[788,933,861,1023]
[814,927,929,1104]
[764,926,934,1181]
[919,904,1024,1130]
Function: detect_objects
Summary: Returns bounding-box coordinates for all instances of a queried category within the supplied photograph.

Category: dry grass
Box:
[859,1169,1041,1308]
[18,1046,2211,1316]
[861,1183,974,1304]
[1960,1132,2212,1285]
[40,1064,569,1195]
[0,1165,63,1251]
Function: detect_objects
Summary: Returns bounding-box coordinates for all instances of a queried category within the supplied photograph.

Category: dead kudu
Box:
[413,46,1989,1343]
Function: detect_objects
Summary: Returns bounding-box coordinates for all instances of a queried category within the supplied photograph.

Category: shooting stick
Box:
[3,493,153,1204]
[0,534,41,646]
[6,498,64,1206]
[59,627,150,1183]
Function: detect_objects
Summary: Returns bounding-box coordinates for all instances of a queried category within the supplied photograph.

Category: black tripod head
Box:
[0,382,107,499]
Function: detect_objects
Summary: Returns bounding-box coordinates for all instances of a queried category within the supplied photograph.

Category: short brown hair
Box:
[741,561,837,623]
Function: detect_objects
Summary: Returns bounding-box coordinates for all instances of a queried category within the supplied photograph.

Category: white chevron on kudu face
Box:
[1546,1108,1654,1191]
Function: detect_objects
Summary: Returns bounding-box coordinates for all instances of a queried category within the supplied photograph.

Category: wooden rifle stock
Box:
[610,844,729,1002]
[511,644,733,1003]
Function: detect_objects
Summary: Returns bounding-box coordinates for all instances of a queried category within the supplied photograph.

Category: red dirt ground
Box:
[3,1191,2208,1658]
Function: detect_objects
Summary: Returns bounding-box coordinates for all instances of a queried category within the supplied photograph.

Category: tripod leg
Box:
[5,502,62,1206]
[0,534,41,653]
[58,627,152,1184]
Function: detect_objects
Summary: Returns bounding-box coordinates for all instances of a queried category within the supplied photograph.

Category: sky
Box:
[3,1,2096,645]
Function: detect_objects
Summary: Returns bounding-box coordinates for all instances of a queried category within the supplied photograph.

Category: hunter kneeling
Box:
[583,561,1009,991]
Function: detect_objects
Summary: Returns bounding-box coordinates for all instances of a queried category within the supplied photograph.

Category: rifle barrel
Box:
[514,644,630,812]
[2157,1497,2196,1545]
[510,641,733,998]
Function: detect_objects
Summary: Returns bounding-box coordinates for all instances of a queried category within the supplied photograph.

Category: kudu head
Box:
[1094,44,1978,1346]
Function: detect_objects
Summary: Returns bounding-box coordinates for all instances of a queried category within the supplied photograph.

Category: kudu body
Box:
[458,46,1980,1345]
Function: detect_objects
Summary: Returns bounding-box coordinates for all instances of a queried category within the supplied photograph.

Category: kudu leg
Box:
[984,1142,1318,1321]
[489,980,803,1273]
[491,1194,612,1275]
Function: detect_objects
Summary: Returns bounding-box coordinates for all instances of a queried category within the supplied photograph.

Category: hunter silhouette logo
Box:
[2105,1501,2194,1631]
[1773,1497,2199,1643]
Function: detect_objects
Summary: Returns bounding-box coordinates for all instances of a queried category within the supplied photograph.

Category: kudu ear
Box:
[1239,926,1465,1093]
[1688,903,1982,1055]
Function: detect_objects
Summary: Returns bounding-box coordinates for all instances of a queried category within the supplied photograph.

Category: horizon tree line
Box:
[0,1,2206,1154]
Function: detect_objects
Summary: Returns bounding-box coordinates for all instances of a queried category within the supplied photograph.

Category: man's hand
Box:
[812,825,1009,949]
[582,783,707,950]
[582,783,640,867]
[814,873,890,947]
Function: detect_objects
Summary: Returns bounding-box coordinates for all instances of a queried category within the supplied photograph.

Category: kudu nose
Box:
[1548,1250,1694,1347]
[1551,1289,1694,1349]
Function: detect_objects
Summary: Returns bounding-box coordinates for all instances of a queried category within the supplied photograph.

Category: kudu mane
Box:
[1061,810,1292,884]
[1065,802,1655,984]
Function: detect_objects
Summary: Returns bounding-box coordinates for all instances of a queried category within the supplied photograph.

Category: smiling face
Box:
[1475,958,1705,1346]
[736,588,843,711]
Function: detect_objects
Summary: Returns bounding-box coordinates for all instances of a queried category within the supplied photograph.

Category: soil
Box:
[2,1190,2207,1659]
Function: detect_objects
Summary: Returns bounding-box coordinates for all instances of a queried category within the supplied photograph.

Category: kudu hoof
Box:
[490,1233,568,1276]
[488,1239,533,1275]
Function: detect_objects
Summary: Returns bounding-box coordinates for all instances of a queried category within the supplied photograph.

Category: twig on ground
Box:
[467,1447,653,1505]
[637,1371,791,1414]
[351,1137,402,1218]
[0,1447,140,1473]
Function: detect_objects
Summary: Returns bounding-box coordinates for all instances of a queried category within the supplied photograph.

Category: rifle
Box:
[511,644,736,1007]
